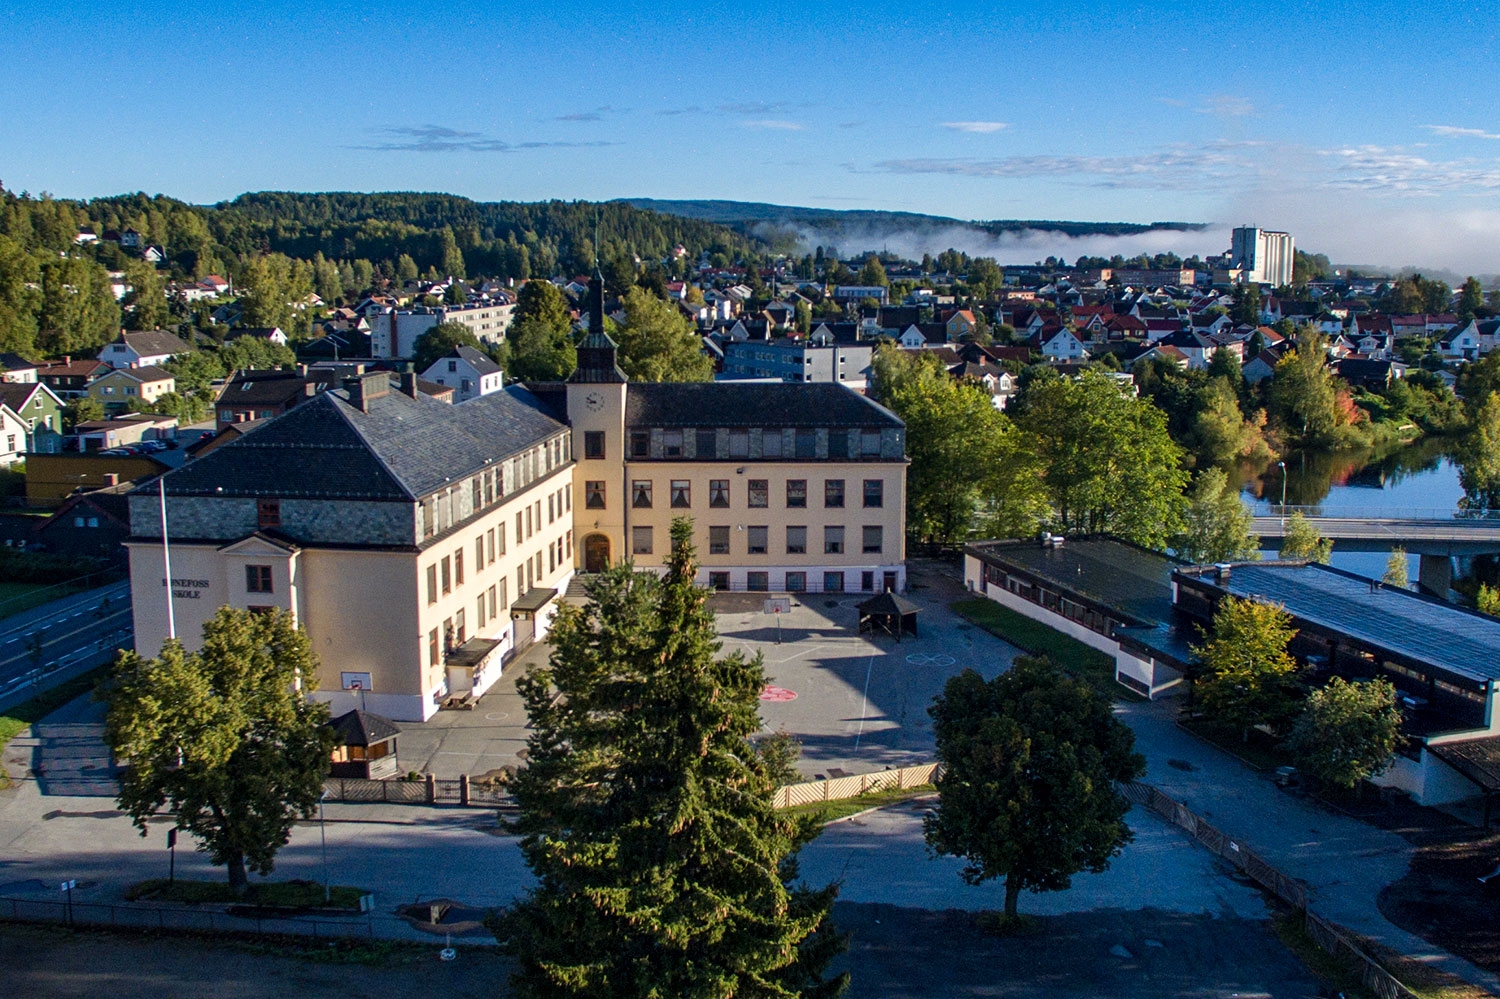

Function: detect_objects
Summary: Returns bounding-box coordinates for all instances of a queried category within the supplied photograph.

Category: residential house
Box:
[0,353,38,383]
[421,345,505,403]
[1243,345,1286,383]
[0,405,28,465]
[226,326,289,347]
[1334,358,1406,390]
[0,382,66,453]
[1040,327,1090,363]
[87,366,176,412]
[34,357,111,399]
[215,370,313,430]
[1440,324,1482,361]
[100,330,194,369]
[25,451,170,507]
[32,484,132,563]
[944,309,978,340]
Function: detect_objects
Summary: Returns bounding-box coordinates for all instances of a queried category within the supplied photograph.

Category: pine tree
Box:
[499,520,847,998]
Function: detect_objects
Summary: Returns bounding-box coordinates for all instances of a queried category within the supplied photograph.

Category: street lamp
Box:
[319,789,330,903]
[1277,460,1287,527]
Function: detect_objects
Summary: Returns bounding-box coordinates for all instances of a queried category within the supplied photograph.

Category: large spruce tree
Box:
[499,519,846,998]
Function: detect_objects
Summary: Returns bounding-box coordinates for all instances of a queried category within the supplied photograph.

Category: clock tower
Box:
[566,270,628,571]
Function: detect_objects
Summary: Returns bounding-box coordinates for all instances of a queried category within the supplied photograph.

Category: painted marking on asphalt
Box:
[759,686,797,702]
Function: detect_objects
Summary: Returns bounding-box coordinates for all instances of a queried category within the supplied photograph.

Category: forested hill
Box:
[222,192,764,272]
[622,198,1204,246]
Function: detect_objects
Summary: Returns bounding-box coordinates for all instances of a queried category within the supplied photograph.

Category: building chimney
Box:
[343,371,389,413]
[400,371,419,399]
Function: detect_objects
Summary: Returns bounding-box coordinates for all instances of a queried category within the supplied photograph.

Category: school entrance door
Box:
[584,533,611,573]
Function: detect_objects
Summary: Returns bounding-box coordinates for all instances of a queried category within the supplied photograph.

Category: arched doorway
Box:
[583,533,611,573]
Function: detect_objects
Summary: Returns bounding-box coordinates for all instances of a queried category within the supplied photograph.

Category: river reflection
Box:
[1238,438,1464,517]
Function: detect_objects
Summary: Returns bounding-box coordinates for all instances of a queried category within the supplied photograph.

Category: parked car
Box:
[97,448,130,456]
[1273,766,1301,789]
[137,440,168,453]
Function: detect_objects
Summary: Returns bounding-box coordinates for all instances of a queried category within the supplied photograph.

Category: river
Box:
[1238,438,1465,579]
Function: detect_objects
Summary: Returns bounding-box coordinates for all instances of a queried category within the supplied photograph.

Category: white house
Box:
[1440,323,1481,361]
[421,346,504,403]
[226,327,289,347]
[0,404,28,466]
[100,330,194,369]
[1040,328,1089,362]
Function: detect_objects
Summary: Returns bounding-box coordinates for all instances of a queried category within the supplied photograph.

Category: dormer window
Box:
[257,499,280,529]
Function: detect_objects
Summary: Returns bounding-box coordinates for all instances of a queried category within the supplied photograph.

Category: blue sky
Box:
[4,1,1500,271]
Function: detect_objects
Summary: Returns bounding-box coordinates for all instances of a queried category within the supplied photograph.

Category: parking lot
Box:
[397,567,1018,781]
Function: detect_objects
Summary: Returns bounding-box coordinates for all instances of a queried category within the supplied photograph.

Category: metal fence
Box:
[773,763,940,810]
[1124,781,1418,999]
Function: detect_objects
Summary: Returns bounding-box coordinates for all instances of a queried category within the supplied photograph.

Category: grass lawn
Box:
[781,785,934,823]
[951,597,1142,702]
[0,580,59,621]
[126,878,367,910]
[0,665,108,788]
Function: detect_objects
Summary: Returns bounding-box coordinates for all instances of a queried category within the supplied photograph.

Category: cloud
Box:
[351,125,615,153]
[553,105,624,122]
[742,119,806,131]
[720,100,799,115]
[1318,145,1500,194]
[656,105,704,116]
[1196,95,1257,118]
[1425,124,1500,141]
[871,145,1254,190]
[941,121,1009,133]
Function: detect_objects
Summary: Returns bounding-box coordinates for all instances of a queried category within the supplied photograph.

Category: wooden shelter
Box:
[856,591,920,641]
[328,709,402,779]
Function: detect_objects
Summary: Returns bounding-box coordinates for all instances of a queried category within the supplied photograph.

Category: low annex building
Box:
[126,277,909,722]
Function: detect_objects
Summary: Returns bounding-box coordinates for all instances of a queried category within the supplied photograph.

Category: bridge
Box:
[1250,507,1500,594]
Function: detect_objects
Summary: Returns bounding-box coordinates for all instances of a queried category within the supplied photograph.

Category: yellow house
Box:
[88,366,177,412]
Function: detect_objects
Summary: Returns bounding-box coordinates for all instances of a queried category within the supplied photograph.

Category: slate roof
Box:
[1182,562,1500,685]
[450,345,502,376]
[217,370,308,406]
[624,382,902,429]
[115,330,193,356]
[154,383,566,502]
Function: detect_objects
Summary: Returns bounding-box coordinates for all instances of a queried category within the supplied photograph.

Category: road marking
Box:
[905,653,955,667]
[853,652,878,753]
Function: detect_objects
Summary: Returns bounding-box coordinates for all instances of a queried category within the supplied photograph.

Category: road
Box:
[1252,515,1500,553]
[0,581,132,709]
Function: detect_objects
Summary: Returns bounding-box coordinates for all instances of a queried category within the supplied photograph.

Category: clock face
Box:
[585,391,604,412]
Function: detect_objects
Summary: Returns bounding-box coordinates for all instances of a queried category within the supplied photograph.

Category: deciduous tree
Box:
[500,521,846,997]
[1191,596,1301,738]
[412,320,487,374]
[1174,467,1260,565]
[1279,511,1333,563]
[925,657,1145,919]
[1284,677,1401,789]
[615,286,712,382]
[104,607,332,894]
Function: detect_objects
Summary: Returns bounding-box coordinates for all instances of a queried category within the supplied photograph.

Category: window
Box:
[498,522,507,555]
[632,480,653,508]
[762,432,783,458]
[663,430,683,456]
[488,528,496,562]
[862,525,883,554]
[828,430,848,457]
[729,431,749,458]
[424,497,437,538]
[455,549,464,586]
[478,595,486,629]
[670,480,691,508]
[785,525,807,554]
[709,526,730,555]
[785,571,806,592]
[565,530,573,558]
[475,537,485,571]
[748,479,768,508]
[696,429,716,458]
[824,526,845,554]
[548,493,556,524]
[585,481,606,509]
[488,584,497,620]
[630,430,649,458]
[565,484,572,510]
[709,480,729,508]
[860,432,882,456]
[472,477,481,510]
[823,571,845,593]
[441,557,452,594]
[429,628,440,667]
[863,479,883,508]
[427,565,438,604]
[584,431,605,459]
[709,571,731,591]
[455,609,466,644]
[518,566,526,596]
[485,473,494,507]
[246,564,273,593]
[747,571,768,592]
[794,429,816,458]
[257,499,280,528]
[861,571,875,592]
[525,505,533,539]
[786,480,807,508]
[747,526,768,555]
[825,479,845,508]
[632,526,654,555]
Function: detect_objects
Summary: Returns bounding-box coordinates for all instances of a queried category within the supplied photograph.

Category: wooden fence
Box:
[321,774,513,808]
[1124,781,1418,999]
[772,763,940,810]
